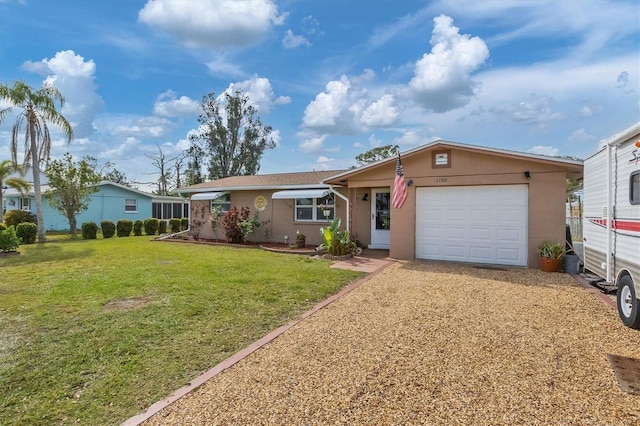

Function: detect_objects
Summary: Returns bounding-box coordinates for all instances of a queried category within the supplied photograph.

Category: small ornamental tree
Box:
[44,153,100,235]
[3,210,35,227]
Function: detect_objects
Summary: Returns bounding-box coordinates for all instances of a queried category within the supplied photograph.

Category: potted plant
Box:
[537,240,565,272]
[295,231,306,248]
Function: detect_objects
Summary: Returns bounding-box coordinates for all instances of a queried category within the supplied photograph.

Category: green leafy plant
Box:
[0,223,6,232]
[101,220,115,238]
[222,206,250,243]
[117,219,133,237]
[16,222,37,244]
[144,218,159,235]
[536,241,565,259]
[2,210,35,227]
[158,220,167,234]
[0,225,20,252]
[181,217,189,231]
[169,218,181,233]
[295,231,306,248]
[133,220,143,236]
[318,218,356,256]
[81,222,98,239]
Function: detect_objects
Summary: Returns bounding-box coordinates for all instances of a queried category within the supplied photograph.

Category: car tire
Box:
[617,275,640,329]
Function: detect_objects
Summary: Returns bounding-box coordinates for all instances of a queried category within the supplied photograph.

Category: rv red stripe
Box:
[589,219,640,232]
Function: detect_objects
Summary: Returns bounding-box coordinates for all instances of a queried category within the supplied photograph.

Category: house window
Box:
[125,198,137,213]
[631,171,640,205]
[295,195,334,222]
[20,198,31,211]
[211,194,231,212]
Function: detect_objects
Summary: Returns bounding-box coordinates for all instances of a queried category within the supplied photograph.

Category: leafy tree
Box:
[0,160,31,216]
[185,144,205,185]
[0,81,73,242]
[102,169,131,187]
[44,153,100,235]
[84,155,131,187]
[189,90,275,180]
[146,144,182,195]
[354,144,399,167]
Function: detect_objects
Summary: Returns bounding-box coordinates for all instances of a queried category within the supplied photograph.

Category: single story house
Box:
[2,179,188,231]
[175,140,583,268]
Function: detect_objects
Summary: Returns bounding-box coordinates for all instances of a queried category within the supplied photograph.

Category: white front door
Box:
[369,188,391,249]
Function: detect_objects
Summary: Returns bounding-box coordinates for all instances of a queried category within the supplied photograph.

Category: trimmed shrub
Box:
[168,218,181,233]
[222,206,250,243]
[81,222,98,239]
[158,220,167,234]
[133,220,143,236]
[181,217,189,231]
[117,219,133,237]
[16,222,37,244]
[0,225,20,252]
[3,210,35,227]
[0,223,6,232]
[143,218,159,235]
[101,220,116,238]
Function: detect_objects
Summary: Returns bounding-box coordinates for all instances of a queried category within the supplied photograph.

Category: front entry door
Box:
[369,188,390,249]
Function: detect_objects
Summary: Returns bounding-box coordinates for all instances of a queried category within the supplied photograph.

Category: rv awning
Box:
[271,189,331,199]
[191,191,228,201]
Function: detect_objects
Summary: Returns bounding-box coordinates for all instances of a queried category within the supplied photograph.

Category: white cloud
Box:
[567,128,596,146]
[527,145,559,156]
[316,155,331,163]
[112,116,173,139]
[205,55,246,78]
[361,94,398,127]
[407,15,489,112]
[153,90,200,118]
[282,30,310,49]
[22,50,104,139]
[224,76,285,113]
[299,135,327,154]
[138,0,286,49]
[301,71,398,135]
[490,95,564,126]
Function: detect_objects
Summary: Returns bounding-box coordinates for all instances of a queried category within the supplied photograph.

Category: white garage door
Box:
[416,185,528,266]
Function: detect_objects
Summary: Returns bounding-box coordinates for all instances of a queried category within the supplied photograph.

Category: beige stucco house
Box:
[175,140,583,268]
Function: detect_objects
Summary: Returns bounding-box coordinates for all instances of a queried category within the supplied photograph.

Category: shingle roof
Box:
[173,170,347,194]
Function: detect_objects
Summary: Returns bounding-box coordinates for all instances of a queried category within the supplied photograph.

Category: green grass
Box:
[0,236,363,425]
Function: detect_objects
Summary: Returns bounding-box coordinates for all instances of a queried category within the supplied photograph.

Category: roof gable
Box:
[324,140,583,184]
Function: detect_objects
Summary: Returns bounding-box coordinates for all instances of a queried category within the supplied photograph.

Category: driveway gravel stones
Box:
[142,261,640,425]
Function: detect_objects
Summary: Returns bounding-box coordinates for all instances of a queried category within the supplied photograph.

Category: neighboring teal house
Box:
[2,178,188,231]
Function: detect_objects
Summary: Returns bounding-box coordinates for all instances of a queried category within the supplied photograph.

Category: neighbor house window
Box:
[211,194,231,212]
[20,198,31,211]
[631,171,640,205]
[125,198,137,213]
[295,195,334,222]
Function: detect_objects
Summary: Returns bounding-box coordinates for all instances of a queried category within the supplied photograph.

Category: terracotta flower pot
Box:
[540,257,562,272]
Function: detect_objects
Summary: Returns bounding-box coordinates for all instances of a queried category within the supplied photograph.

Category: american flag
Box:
[392,153,407,209]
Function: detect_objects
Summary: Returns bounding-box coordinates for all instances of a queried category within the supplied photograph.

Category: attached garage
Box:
[323,140,584,268]
[415,185,528,266]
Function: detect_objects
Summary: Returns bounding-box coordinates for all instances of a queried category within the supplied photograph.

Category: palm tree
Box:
[0,160,31,219]
[0,81,73,242]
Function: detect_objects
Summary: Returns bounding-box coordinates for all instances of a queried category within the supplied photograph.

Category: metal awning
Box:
[271,189,331,199]
[190,191,228,201]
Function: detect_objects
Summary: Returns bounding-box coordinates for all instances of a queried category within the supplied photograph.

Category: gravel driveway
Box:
[142,261,640,425]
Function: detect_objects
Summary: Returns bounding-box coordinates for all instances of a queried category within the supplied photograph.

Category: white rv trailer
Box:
[583,122,640,329]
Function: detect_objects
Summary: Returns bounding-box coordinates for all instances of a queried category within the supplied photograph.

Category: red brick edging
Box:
[121,260,394,426]
[571,273,617,310]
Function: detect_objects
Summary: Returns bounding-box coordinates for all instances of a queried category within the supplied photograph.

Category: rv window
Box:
[631,171,640,205]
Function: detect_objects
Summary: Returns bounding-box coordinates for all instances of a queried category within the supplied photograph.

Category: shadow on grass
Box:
[0,241,96,266]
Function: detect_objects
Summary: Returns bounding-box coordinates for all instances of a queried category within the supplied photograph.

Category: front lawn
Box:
[0,236,363,425]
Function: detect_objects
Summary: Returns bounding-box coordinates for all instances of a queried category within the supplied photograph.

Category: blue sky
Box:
[1,0,638,191]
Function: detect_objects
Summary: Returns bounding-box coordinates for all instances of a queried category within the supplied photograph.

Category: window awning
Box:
[190,191,228,201]
[271,189,331,199]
